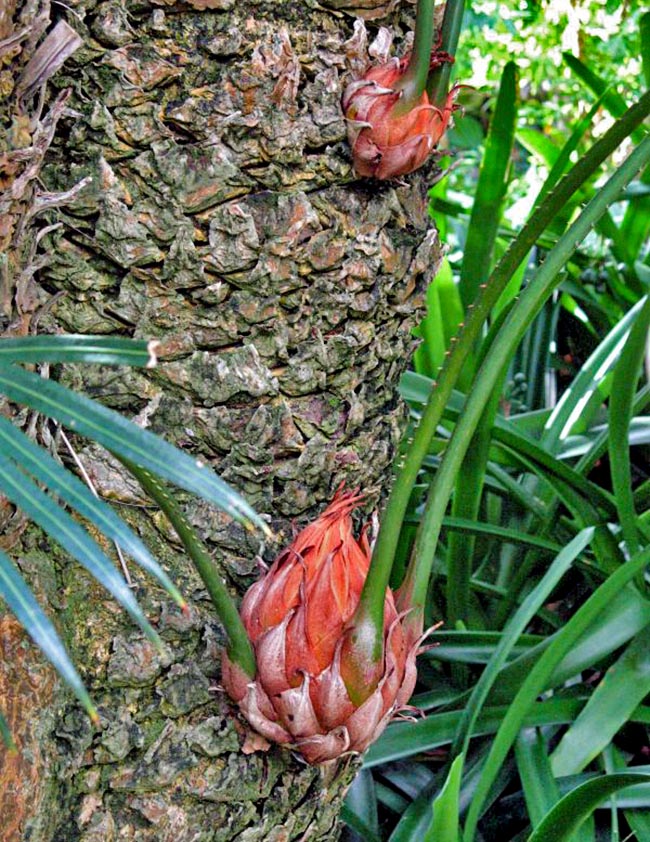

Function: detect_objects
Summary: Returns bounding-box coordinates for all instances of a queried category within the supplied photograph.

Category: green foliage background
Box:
[344,3,650,841]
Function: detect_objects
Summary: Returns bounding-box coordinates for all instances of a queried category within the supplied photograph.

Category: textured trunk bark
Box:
[1,0,442,839]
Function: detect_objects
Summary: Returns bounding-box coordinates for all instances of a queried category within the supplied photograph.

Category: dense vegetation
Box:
[344,3,650,840]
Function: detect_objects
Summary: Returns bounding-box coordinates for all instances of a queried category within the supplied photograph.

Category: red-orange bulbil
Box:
[342,51,458,180]
[222,489,425,764]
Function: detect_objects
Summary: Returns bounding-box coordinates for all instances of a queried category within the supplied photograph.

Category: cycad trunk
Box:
[1,0,442,839]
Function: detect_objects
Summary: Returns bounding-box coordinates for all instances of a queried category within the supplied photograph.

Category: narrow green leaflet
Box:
[0,416,185,609]
[123,458,256,679]
[542,297,646,452]
[0,335,156,367]
[0,362,268,535]
[364,697,587,768]
[427,631,543,665]
[445,379,502,627]
[563,49,650,257]
[516,128,559,168]
[444,299,517,628]
[527,774,650,842]
[576,385,650,477]
[0,549,97,721]
[438,518,561,554]
[484,460,548,518]
[339,807,381,842]
[404,372,617,518]
[534,91,609,205]
[563,418,650,463]
[611,746,650,837]
[376,782,409,815]
[493,584,650,704]
[624,806,650,839]
[0,449,161,648]
[562,53,644,143]
[642,11,650,88]
[437,258,466,351]
[491,427,615,517]
[382,760,436,799]
[413,269,447,378]
[424,754,464,842]
[386,755,478,842]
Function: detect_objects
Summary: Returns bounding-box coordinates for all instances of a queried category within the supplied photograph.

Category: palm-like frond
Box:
[0,335,263,741]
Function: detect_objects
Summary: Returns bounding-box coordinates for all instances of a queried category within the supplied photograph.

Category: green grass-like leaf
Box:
[365,697,588,768]
[534,91,609,205]
[459,61,518,308]
[543,297,647,452]
[424,754,464,842]
[451,529,594,759]
[550,633,650,777]
[424,631,543,665]
[492,584,650,705]
[343,770,381,842]
[608,294,650,557]
[642,12,650,88]
[563,53,644,144]
[121,458,256,678]
[464,548,650,840]
[527,774,650,842]
[515,729,561,830]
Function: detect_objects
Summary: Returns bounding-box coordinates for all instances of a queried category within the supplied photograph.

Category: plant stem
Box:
[121,456,257,679]
[408,134,650,613]
[361,88,650,620]
[428,0,466,106]
[394,0,436,110]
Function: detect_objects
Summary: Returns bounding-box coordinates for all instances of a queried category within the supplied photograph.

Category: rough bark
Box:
[0,0,443,839]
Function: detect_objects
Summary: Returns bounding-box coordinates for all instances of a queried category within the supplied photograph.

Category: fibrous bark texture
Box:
[1,0,443,838]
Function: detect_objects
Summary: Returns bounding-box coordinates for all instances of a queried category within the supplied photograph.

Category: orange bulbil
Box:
[222,489,425,763]
[342,51,459,180]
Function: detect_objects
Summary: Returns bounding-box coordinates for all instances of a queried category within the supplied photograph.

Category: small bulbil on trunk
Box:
[342,50,458,180]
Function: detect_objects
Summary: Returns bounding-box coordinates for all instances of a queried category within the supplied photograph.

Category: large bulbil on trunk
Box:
[1,0,443,838]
